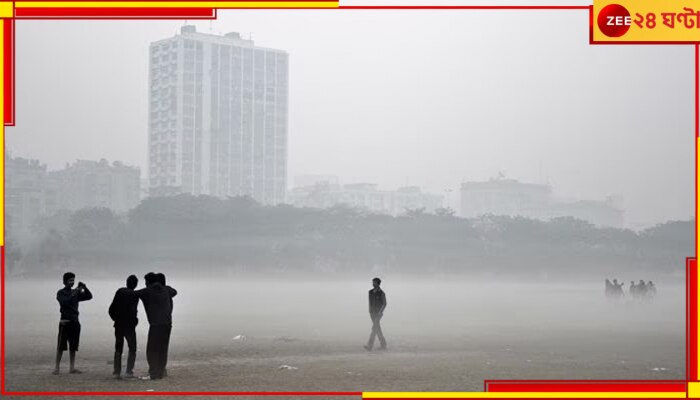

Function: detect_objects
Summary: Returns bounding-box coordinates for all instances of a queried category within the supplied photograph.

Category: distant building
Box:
[393,186,443,214]
[289,183,443,216]
[148,25,289,205]
[460,178,551,219]
[545,199,624,228]
[5,155,48,240]
[460,177,624,228]
[293,174,339,188]
[6,154,141,240]
[49,159,141,213]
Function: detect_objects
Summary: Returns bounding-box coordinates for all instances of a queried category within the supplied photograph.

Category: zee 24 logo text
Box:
[598,3,700,37]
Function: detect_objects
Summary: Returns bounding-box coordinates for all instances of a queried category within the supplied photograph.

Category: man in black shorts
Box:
[109,275,139,379]
[54,272,93,375]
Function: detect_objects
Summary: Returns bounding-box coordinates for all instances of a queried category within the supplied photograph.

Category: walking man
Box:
[136,272,177,380]
[364,277,387,351]
[108,275,139,379]
[54,272,92,375]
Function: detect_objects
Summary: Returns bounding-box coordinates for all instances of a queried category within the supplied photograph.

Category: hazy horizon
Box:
[7,9,695,229]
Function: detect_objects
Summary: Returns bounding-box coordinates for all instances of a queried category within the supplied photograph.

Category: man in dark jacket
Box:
[108,275,139,379]
[54,272,93,375]
[136,272,177,380]
[155,272,173,377]
[364,277,387,351]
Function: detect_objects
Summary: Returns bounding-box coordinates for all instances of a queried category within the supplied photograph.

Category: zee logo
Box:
[598,4,632,37]
[607,15,631,26]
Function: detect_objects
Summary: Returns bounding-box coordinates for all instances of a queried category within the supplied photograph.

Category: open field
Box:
[3,278,686,394]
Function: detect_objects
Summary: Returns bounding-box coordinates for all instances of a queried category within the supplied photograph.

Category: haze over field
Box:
[4,278,686,392]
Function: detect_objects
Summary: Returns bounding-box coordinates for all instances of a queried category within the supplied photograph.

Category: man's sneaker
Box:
[69,369,83,374]
[124,373,137,380]
[51,369,60,375]
[363,345,372,351]
[139,375,151,381]
[113,373,122,380]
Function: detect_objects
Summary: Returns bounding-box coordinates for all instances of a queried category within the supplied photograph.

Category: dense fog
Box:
[5,276,686,391]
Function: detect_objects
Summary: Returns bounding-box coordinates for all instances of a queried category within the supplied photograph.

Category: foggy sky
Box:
[7,7,695,228]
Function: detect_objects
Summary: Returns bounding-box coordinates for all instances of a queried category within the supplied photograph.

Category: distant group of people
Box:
[54,272,177,380]
[54,273,387,379]
[605,278,656,301]
[629,280,657,300]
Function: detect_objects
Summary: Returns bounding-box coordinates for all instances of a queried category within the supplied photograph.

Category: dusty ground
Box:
[2,278,686,394]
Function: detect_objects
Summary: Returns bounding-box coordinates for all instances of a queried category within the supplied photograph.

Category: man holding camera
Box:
[54,272,93,375]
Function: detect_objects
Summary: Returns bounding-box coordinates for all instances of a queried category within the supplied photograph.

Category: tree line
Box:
[7,195,693,280]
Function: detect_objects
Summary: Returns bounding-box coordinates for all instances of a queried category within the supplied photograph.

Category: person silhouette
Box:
[155,273,174,377]
[637,280,647,298]
[605,279,613,298]
[135,272,177,380]
[54,272,92,375]
[647,281,657,298]
[612,279,624,298]
[109,275,139,379]
[364,277,387,351]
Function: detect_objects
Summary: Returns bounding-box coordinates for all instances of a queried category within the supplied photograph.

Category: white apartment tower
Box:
[149,25,289,204]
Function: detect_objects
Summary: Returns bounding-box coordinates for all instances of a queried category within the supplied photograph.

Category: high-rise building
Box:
[149,25,289,205]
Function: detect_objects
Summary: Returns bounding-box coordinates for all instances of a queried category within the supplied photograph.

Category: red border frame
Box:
[0,2,696,398]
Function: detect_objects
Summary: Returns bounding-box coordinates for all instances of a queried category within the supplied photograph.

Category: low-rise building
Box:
[545,199,624,228]
[6,154,142,241]
[460,178,551,219]
[49,159,140,213]
[460,177,624,228]
[289,183,443,216]
[6,155,48,240]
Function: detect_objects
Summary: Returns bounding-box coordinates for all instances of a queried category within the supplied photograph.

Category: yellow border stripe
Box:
[689,382,700,398]
[15,1,338,8]
[0,2,13,17]
[363,393,686,399]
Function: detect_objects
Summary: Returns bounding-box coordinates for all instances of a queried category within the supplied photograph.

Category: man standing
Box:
[364,277,387,351]
[136,272,177,380]
[54,272,93,375]
[155,272,173,377]
[108,275,139,379]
